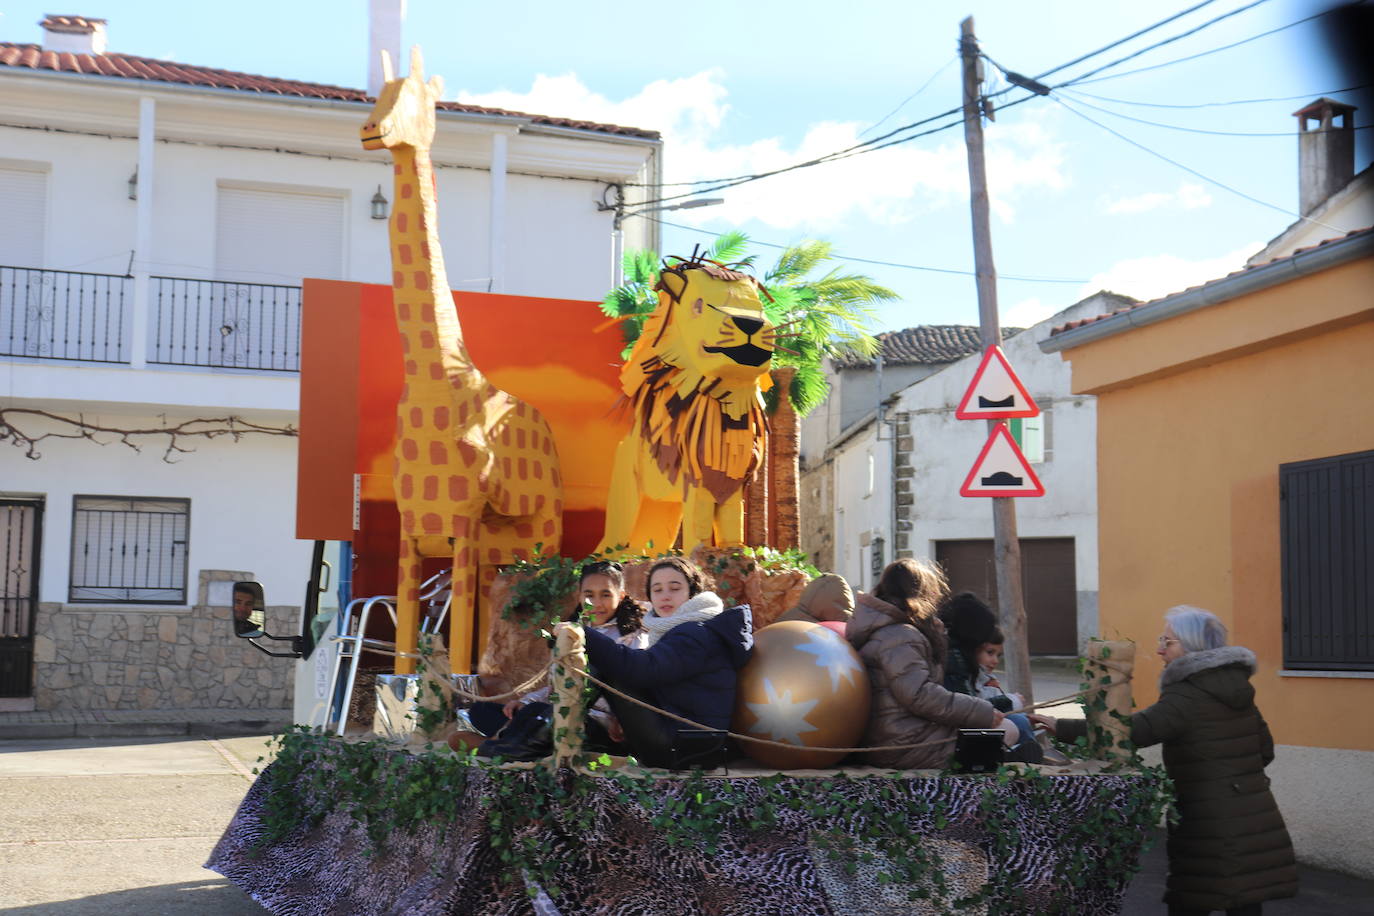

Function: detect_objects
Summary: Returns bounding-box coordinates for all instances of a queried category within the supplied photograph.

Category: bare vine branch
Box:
[0,408,298,463]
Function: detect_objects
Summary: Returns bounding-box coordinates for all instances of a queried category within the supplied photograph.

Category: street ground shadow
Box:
[0,878,266,915]
[1120,829,1374,915]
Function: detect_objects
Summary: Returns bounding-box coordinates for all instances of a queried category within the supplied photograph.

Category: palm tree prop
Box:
[600,232,894,548]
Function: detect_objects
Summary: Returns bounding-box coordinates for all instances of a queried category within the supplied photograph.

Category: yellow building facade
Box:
[1043,229,1373,876]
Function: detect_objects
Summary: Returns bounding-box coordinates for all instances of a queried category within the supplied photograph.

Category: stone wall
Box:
[30,569,295,711]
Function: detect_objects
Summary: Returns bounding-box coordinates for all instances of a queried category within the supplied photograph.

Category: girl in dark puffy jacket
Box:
[582,557,753,767]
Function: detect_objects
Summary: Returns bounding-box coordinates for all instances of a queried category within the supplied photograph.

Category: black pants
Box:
[600,683,679,768]
[467,700,509,737]
[1168,904,1262,915]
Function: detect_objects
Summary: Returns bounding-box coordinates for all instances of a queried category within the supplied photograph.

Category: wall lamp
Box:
[370,185,389,220]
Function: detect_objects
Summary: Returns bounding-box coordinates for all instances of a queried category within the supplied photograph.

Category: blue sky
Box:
[3,1,1368,331]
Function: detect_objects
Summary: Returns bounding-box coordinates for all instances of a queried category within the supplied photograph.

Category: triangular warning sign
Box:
[955,346,1039,419]
[960,423,1045,497]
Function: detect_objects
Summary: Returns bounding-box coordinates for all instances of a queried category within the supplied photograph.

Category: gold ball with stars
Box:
[732,620,870,769]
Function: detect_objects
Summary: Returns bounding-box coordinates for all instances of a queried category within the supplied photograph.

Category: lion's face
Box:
[653,268,774,389]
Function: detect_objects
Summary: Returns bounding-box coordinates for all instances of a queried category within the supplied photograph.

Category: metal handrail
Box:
[325,595,396,736]
[322,569,454,735]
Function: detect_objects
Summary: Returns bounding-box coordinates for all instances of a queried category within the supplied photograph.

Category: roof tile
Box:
[0,41,660,139]
[835,324,1023,369]
[39,15,106,33]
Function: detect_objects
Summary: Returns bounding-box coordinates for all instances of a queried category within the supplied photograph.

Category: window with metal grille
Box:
[69,496,190,604]
[1280,450,1373,671]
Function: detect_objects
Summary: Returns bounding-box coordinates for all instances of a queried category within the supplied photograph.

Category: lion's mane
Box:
[618,262,770,503]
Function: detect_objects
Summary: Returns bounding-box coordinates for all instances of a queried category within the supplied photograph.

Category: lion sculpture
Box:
[597,255,775,553]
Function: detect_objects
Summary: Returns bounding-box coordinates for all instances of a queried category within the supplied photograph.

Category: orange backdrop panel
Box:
[296,282,628,595]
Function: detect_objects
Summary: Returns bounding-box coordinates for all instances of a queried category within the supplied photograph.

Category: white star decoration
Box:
[794,628,864,693]
[744,677,819,747]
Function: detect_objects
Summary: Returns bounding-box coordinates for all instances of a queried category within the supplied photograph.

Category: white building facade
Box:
[819,293,1133,652]
[0,17,660,711]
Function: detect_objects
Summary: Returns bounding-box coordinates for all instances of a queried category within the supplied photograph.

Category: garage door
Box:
[935,538,1077,655]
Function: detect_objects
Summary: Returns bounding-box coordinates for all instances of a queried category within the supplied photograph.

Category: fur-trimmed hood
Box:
[1162,645,1257,708]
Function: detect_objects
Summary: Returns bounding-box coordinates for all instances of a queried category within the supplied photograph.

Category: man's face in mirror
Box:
[233,590,255,621]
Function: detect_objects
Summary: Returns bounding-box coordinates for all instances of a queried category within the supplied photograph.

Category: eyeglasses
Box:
[1157,635,1181,647]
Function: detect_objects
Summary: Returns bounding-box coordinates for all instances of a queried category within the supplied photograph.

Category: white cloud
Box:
[457,71,1067,231]
[1077,242,1262,303]
[1103,182,1212,215]
[1002,296,1059,328]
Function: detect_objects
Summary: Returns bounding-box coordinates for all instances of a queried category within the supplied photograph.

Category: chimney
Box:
[367,0,406,97]
[39,15,108,54]
[1293,97,1357,216]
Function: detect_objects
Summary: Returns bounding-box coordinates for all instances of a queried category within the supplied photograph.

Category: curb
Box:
[0,718,293,741]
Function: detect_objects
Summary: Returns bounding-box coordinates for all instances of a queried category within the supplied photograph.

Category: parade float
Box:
[208,49,1171,914]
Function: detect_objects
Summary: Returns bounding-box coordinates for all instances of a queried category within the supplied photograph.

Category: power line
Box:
[643,214,1090,284]
[1066,83,1372,109]
[1058,89,1374,136]
[1029,0,1223,81]
[624,1,1280,207]
[1052,95,1344,232]
[1054,0,1272,87]
[860,56,958,138]
[1067,3,1349,87]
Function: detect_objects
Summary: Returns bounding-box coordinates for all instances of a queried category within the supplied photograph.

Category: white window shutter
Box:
[215,185,344,285]
[0,168,47,269]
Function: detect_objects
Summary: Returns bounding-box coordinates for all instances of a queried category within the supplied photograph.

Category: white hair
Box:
[1165,605,1228,653]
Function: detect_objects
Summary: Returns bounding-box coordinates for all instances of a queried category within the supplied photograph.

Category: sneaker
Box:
[1036,729,1071,765]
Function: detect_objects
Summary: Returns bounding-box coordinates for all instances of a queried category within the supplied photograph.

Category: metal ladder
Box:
[322,568,452,735]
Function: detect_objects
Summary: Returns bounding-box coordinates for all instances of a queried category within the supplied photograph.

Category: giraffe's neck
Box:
[389,145,482,397]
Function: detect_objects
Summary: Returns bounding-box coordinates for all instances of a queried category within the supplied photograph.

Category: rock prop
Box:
[733,621,870,769]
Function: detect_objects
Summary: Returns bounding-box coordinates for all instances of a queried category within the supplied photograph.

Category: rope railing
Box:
[567,662,1133,756]
[363,630,1135,759]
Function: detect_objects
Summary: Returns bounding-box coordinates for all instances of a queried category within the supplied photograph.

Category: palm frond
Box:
[707,230,751,264]
[767,240,833,284]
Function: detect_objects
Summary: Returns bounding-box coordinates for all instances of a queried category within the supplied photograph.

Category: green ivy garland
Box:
[251,729,1172,912]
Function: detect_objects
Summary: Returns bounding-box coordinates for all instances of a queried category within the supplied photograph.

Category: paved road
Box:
[2,668,1368,915]
[0,734,271,914]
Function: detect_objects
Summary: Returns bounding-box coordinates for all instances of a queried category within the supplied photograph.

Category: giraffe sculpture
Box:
[361,47,563,671]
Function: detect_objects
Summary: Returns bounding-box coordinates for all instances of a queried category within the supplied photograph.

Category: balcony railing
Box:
[150,277,302,372]
[0,266,303,372]
[0,266,131,363]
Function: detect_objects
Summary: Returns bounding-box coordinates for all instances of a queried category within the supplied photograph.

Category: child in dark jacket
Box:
[938,591,1041,763]
[582,557,753,768]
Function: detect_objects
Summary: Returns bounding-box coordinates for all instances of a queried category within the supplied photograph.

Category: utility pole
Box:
[959,16,1032,701]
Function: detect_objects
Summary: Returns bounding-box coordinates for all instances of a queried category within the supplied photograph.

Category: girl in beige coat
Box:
[847,558,1002,769]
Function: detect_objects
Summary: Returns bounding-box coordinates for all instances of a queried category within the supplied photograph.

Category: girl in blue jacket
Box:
[582,557,753,767]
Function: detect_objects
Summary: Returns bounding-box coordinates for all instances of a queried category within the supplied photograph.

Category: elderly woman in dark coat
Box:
[1034,606,1298,916]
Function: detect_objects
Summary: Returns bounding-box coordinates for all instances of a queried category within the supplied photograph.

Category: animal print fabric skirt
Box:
[207,758,1153,915]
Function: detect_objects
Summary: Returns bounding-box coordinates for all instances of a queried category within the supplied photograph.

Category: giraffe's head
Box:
[360,46,445,152]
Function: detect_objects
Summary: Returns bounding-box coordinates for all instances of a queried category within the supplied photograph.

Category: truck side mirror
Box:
[231,581,267,639]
